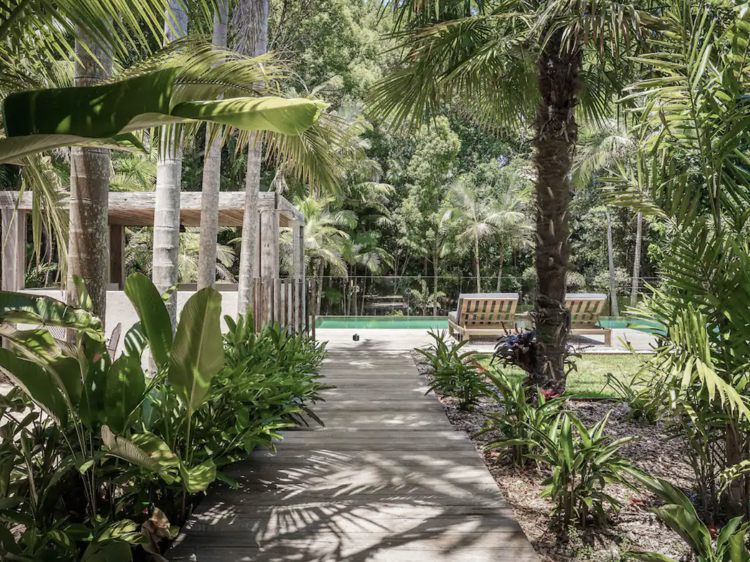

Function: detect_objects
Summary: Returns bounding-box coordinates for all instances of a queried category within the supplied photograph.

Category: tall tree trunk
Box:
[606,205,619,317]
[496,242,504,292]
[197,0,228,290]
[433,244,439,316]
[236,0,268,316]
[532,32,580,394]
[630,211,642,308]
[152,1,187,328]
[68,31,112,323]
[316,261,323,316]
[474,229,481,293]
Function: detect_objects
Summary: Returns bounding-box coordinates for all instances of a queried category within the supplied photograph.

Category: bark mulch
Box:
[411,350,694,562]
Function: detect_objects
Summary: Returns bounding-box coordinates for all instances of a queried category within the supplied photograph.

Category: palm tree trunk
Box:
[197,0,228,290]
[532,32,581,394]
[67,30,112,323]
[630,211,642,308]
[153,1,187,328]
[316,261,323,316]
[606,205,619,317]
[433,244,439,316]
[236,0,268,317]
[474,229,481,293]
[496,242,504,292]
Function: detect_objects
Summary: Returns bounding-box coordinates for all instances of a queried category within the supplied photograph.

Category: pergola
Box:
[0,191,307,329]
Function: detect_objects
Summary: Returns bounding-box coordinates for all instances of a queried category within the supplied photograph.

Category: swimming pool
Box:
[315,315,663,334]
[316,316,449,329]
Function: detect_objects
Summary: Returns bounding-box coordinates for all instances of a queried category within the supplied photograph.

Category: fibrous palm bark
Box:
[153,0,188,327]
[236,0,268,317]
[67,30,112,322]
[532,31,581,394]
[197,0,228,290]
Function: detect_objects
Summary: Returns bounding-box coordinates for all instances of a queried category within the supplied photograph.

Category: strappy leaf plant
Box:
[528,411,641,527]
[478,369,563,466]
[418,329,490,410]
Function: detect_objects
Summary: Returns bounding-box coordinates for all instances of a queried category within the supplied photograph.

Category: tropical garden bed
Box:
[412,324,747,562]
[415,348,692,561]
[0,275,327,561]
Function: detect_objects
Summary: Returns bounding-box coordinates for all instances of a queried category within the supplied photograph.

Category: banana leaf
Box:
[168,287,223,418]
[0,291,103,337]
[0,69,325,164]
[0,349,68,424]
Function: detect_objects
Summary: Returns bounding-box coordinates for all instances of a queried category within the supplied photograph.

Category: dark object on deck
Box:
[352,333,360,341]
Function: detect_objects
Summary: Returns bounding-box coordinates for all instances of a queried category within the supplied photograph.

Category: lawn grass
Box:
[473,353,650,399]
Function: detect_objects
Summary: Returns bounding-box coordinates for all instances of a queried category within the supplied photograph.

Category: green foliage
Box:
[478,369,563,466]
[418,330,489,410]
[0,274,327,560]
[528,412,641,527]
[627,477,750,562]
[603,372,660,424]
[409,280,445,315]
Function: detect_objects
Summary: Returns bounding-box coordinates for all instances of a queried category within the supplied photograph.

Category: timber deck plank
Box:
[168,350,538,562]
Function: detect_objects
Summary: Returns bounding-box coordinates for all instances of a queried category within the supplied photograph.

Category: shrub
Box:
[529,411,641,527]
[477,369,563,466]
[627,477,750,562]
[418,330,489,410]
[603,372,661,424]
[0,273,327,561]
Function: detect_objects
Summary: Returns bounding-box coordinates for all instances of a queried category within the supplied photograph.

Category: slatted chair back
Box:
[457,293,518,329]
[565,294,607,329]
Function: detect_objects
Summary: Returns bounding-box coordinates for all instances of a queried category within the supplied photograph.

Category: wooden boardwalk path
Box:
[169,350,539,562]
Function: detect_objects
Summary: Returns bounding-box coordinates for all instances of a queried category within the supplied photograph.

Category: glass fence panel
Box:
[307,275,662,321]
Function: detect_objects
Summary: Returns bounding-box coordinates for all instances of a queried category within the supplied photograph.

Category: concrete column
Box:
[109,224,125,289]
[1,209,25,292]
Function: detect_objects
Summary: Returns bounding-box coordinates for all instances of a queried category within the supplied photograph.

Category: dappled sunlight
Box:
[170,350,536,562]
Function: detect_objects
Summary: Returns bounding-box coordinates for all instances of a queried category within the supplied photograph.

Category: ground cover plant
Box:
[0,273,326,561]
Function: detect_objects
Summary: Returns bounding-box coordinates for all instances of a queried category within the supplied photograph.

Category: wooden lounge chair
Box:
[448,293,519,341]
[566,293,612,346]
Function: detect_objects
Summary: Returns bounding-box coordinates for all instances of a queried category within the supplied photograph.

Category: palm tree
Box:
[289,196,352,316]
[371,0,657,391]
[604,1,750,513]
[571,126,634,316]
[153,0,189,328]
[443,179,529,293]
[0,0,191,319]
[67,31,112,322]
[236,0,268,316]
[197,0,229,290]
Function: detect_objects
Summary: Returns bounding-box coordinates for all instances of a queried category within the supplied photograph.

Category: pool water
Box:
[598,317,665,334]
[316,316,449,330]
[315,315,664,334]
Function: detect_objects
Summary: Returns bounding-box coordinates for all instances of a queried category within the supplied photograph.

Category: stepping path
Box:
[169,350,539,561]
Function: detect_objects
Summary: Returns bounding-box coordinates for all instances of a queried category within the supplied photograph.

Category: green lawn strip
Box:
[473,353,649,399]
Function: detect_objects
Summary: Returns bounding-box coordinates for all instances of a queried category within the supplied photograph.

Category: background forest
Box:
[0,0,657,317]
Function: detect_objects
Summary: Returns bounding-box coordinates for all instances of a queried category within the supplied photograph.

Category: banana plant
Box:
[115,273,225,506]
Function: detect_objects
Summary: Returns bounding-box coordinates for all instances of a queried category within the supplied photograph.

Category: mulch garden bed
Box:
[411,350,694,562]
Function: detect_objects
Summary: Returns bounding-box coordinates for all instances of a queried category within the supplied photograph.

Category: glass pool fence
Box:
[308,275,661,332]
